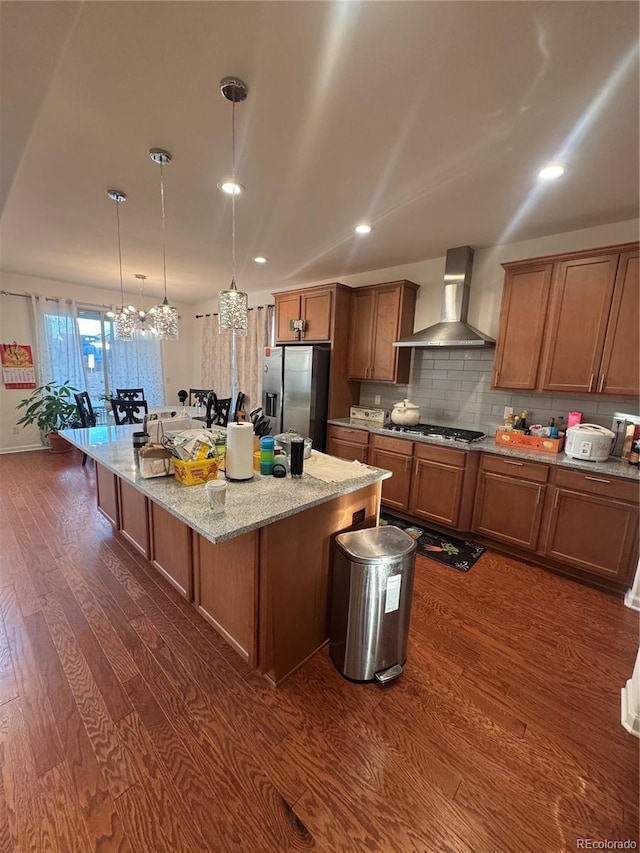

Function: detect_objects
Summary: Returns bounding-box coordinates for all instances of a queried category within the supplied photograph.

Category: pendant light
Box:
[218,76,249,335]
[149,148,179,340]
[132,274,156,336]
[106,190,135,341]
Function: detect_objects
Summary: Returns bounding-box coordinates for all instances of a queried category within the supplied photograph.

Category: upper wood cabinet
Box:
[274,286,333,342]
[348,281,418,383]
[493,243,639,396]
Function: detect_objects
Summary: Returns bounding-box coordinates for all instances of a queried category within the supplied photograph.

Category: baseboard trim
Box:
[624,588,640,611]
[621,682,640,738]
[0,445,45,454]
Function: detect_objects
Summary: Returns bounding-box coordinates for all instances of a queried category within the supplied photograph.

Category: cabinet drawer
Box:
[327,426,369,446]
[414,443,466,468]
[553,467,639,503]
[370,433,413,455]
[480,453,548,483]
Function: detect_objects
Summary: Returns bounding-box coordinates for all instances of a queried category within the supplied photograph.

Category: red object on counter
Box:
[567,412,582,428]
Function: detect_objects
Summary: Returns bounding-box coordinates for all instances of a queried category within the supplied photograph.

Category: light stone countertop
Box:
[60,425,391,545]
[328,418,640,481]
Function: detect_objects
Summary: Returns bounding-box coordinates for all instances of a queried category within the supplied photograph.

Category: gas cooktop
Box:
[381,423,486,443]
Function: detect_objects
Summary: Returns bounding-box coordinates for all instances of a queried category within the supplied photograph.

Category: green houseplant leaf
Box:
[15,381,81,434]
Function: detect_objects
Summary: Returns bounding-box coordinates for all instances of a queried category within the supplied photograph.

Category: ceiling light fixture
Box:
[149,148,179,340]
[538,162,565,180]
[106,190,135,341]
[218,179,245,196]
[218,76,249,336]
[355,223,372,234]
[253,256,268,264]
[132,274,156,336]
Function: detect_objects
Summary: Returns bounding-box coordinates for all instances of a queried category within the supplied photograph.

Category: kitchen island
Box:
[60,425,391,685]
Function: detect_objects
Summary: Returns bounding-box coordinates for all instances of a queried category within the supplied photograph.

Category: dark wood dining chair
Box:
[189,388,214,407]
[178,389,188,405]
[116,388,146,402]
[233,391,246,422]
[74,391,96,466]
[211,396,231,427]
[111,397,149,425]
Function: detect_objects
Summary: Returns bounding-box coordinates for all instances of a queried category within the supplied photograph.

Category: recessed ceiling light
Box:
[355,223,372,234]
[538,162,565,181]
[218,179,244,195]
[253,256,268,264]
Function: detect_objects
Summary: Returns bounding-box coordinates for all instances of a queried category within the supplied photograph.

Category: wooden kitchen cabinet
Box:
[409,444,472,530]
[274,286,333,342]
[541,468,639,588]
[327,425,369,463]
[472,454,548,551]
[149,501,193,600]
[369,434,414,511]
[494,243,639,396]
[96,463,119,527]
[348,280,418,383]
[118,478,150,558]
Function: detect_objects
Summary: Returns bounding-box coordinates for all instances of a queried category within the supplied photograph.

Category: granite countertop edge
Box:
[327,419,640,481]
[60,426,391,544]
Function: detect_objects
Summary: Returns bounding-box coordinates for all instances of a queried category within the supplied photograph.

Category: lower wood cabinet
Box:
[118,478,150,558]
[472,455,548,551]
[409,444,472,530]
[326,425,369,463]
[149,502,193,600]
[541,468,639,587]
[369,434,413,511]
[96,463,119,527]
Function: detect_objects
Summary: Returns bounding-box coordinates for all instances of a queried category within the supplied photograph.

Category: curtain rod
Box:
[1,290,115,310]
[195,303,274,319]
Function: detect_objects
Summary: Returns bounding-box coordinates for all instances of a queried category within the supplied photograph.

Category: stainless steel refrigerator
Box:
[262,345,330,451]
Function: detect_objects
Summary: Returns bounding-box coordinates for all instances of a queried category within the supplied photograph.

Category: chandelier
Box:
[149,148,179,340]
[130,274,156,336]
[106,190,135,340]
[218,76,249,335]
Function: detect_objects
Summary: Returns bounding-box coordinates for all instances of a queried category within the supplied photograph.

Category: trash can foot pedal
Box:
[374,664,403,684]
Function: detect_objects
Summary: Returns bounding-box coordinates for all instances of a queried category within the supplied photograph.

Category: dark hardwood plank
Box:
[39,763,93,853]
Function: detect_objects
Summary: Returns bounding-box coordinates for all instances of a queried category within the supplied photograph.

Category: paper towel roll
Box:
[226,422,254,481]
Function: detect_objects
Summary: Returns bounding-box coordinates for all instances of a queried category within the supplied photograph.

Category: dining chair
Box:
[178,389,188,405]
[116,388,146,402]
[211,396,231,427]
[233,391,247,422]
[111,397,149,425]
[189,388,214,407]
[74,391,96,466]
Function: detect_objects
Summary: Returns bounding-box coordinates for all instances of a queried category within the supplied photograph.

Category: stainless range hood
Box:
[394,246,495,348]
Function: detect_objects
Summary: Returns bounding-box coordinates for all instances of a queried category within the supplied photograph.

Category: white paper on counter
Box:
[304,451,372,483]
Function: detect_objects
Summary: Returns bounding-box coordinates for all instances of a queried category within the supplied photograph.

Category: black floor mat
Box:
[380,513,485,572]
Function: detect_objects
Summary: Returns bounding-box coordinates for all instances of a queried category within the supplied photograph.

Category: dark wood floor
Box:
[0,449,638,852]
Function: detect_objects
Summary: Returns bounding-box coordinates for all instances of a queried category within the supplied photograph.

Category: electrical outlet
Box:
[503,406,514,419]
[374,395,381,406]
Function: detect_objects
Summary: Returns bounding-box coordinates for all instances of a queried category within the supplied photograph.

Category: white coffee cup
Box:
[204,478,227,513]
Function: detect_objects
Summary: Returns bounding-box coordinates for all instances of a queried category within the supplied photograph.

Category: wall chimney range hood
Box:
[394,246,495,348]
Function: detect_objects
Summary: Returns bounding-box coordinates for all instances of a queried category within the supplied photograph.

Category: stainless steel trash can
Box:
[330,525,416,683]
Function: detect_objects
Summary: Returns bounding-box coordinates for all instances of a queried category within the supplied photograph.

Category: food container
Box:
[564,423,615,462]
[273,429,313,459]
[495,430,564,454]
[173,457,218,485]
[391,399,420,427]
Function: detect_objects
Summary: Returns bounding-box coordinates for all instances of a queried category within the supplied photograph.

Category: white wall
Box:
[0,271,195,452]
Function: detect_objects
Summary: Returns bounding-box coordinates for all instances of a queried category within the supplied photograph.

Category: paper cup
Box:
[204,479,227,513]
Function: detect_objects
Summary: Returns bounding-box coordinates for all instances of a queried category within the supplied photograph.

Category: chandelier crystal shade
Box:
[106,190,135,341]
[149,149,179,340]
[218,76,249,336]
[132,274,156,337]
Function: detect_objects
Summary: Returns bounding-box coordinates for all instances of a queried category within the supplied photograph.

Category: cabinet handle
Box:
[598,373,605,392]
[404,457,411,472]
[495,370,500,384]
[503,460,524,466]
[584,476,611,484]
[553,490,559,509]
[588,373,594,392]
[536,486,542,504]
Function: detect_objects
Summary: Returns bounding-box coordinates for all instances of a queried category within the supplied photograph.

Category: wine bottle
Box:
[628,440,640,467]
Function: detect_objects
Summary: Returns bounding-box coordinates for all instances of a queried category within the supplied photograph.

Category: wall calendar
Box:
[1,342,37,389]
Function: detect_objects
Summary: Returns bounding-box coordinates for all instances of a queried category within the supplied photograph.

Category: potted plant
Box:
[16,380,81,452]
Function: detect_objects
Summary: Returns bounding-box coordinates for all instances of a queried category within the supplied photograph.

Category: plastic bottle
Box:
[260,436,275,475]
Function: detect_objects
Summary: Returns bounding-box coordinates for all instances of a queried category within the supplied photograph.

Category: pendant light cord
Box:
[116,201,125,307]
[231,98,236,288]
[159,161,168,302]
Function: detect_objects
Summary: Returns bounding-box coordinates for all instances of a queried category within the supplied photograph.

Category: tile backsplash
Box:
[359,348,639,434]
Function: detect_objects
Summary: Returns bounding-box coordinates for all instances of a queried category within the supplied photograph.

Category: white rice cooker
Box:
[564,423,615,461]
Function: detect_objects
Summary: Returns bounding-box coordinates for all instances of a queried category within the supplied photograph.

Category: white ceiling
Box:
[0,1,638,304]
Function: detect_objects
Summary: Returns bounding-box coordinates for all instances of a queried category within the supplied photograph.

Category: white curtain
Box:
[109,333,165,405]
[201,305,272,412]
[31,295,87,390]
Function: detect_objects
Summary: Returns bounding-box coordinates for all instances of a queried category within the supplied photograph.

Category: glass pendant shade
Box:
[218,278,248,334]
[149,148,179,340]
[153,297,180,340]
[113,309,136,340]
